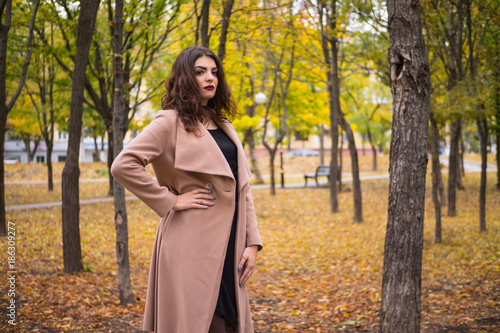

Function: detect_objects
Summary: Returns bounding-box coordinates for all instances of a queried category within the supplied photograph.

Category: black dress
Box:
[208,127,239,321]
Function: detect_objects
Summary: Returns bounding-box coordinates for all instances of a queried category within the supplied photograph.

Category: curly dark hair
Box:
[161,46,237,132]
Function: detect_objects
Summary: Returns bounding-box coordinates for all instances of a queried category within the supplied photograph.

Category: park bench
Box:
[304,164,330,187]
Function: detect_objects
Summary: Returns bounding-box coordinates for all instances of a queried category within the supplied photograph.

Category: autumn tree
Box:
[61,0,100,273]
[24,19,67,190]
[423,0,470,217]
[379,0,430,332]
[111,0,135,304]
[0,0,40,236]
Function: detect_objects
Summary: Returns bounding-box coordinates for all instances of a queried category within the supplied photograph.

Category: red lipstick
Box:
[204,85,214,90]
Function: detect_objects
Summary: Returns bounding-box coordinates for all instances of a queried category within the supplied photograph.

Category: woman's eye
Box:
[211,71,217,76]
[196,70,204,75]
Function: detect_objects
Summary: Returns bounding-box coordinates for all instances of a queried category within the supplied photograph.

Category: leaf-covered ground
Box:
[1,159,499,332]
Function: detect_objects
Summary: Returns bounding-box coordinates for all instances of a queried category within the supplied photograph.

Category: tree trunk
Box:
[200,0,211,48]
[61,0,100,273]
[93,136,100,162]
[319,124,325,165]
[112,0,135,305]
[217,0,234,62]
[380,0,430,331]
[477,116,487,232]
[23,136,39,163]
[327,70,339,213]
[457,138,465,189]
[367,128,377,171]
[340,116,363,223]
[244,127,263,184]
[338,127,343,190]
[447,119,461,216]
[107,129,114,196]
[0,0,40,236]
[268,150,276,195]
[47,140,53,190]
[430,110,442,244]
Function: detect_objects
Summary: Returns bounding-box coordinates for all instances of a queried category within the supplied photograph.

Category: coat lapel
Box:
[174,121,233,179]
[174,117,251,188]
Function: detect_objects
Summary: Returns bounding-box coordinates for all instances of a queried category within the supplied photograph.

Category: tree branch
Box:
[7,0,40,111]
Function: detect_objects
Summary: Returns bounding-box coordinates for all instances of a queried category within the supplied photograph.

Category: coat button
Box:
[205,182,213,189]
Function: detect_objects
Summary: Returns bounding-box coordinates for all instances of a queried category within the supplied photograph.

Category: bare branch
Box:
[7,0,41,111]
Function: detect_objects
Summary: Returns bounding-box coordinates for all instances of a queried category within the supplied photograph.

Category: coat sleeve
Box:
[110,111,177,217]
[245,187,263,251]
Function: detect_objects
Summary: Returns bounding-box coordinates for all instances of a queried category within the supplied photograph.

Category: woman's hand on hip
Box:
[172,188,216,211]
[238,245,259,286]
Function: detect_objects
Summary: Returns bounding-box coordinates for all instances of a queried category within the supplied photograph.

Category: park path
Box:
[6,159,498,211]
[7,173,374,211]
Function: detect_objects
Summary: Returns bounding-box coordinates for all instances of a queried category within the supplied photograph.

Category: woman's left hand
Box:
[238,245,259,287]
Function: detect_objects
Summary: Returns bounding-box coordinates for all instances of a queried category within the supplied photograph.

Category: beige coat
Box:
[110,109,263,333]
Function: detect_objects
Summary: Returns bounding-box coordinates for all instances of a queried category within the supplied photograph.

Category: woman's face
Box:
[194,56,218,106]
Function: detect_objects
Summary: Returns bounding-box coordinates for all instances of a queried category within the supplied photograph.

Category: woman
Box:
[111,46,263,333]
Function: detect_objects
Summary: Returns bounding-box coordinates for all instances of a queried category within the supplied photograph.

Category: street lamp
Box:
[255,92,267,105]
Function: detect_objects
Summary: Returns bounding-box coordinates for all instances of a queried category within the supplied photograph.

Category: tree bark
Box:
[217,0,234,62]
[112,0,135,305]
[477,116,487,232]
[244,127,264,184]
[447,119,461,216]
[340,116,363,223]
[0,0,40,236]
[61,0,100,273]
[200,0,211,48]
[430,110,442,243]
[380,0,430,331]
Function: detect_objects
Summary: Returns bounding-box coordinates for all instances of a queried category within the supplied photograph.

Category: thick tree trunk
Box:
[447,119,461,216]
[217,0,234,62]
[112,0,135,305]
[340,117,362,223]
[477,116,487,232]
[200,0,211,48]
[61,0,100,273]
[430,111,442,243]
[380,0,430,332]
